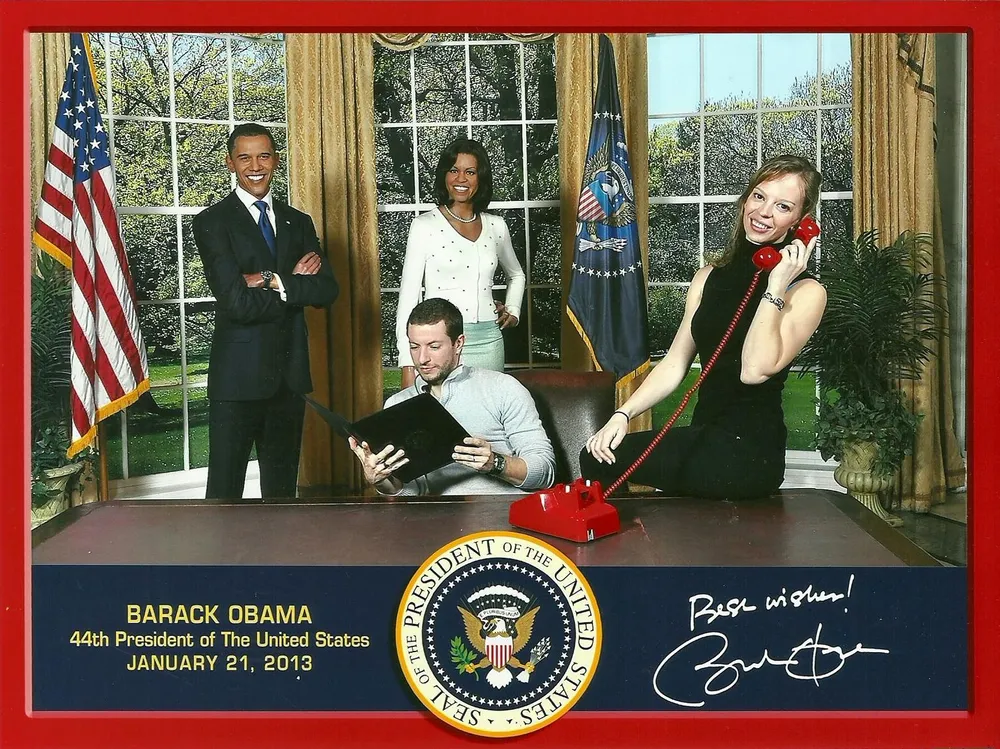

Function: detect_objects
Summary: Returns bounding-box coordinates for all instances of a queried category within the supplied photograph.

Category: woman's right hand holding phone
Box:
[585,411,630,464]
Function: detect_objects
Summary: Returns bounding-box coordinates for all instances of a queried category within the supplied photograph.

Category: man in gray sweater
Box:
[349,298,555,496]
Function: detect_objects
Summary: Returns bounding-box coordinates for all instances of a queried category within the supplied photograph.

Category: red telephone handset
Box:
[510,216,823,543]
[752,215,821,271]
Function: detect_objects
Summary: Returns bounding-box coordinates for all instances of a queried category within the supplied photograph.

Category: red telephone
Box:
[752,215,821,271]
[510,216,821,543]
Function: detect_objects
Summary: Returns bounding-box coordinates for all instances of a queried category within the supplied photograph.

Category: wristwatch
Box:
[489,453,507,476]
[260,269,274,289]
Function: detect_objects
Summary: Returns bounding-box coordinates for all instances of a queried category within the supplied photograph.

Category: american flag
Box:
[33,33,149,458]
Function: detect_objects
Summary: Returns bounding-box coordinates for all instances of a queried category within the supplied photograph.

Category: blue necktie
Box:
[254,200,276,259]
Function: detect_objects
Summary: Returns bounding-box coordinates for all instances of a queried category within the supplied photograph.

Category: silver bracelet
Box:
[762,291,785,311]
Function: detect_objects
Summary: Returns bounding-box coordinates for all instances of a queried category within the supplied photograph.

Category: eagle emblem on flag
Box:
[452,585,551,689]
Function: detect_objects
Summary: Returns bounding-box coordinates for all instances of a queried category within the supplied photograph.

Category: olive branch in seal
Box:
[450,637,480,680]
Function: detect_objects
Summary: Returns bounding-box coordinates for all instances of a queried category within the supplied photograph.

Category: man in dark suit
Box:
[193,123,338,499]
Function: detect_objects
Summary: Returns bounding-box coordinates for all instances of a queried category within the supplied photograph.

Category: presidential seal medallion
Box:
[396,531,601,737]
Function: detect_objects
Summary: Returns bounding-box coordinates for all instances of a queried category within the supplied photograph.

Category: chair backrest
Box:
[510,369,616,484]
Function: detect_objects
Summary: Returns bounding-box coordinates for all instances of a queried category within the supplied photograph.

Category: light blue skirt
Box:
[461,321,505,372]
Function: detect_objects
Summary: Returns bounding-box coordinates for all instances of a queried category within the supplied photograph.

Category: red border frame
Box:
[4,2,997,747]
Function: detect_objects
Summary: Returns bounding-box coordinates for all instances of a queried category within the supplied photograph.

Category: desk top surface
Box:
[31,489,936,567]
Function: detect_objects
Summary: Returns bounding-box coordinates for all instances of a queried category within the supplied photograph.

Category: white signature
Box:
[652,623,890,708]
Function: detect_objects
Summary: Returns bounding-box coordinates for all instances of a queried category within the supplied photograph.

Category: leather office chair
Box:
[510,369,616,484]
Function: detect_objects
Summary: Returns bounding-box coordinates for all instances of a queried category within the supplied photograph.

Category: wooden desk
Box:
[32,489,937,566]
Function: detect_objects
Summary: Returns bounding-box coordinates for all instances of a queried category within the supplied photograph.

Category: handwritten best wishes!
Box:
[652,574,890,708]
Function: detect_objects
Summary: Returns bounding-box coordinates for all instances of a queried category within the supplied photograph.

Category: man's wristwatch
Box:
[260,269,274,289]
[489,453,507,476]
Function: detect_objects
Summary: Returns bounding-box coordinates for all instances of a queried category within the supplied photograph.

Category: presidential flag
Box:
[33,34,149,458]
[566,35,650,390]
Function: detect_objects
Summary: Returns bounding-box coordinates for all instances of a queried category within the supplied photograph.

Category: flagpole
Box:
[97,423,110,502]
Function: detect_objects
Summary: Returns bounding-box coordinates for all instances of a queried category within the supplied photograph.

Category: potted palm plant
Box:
[797,229,944,524]
[31,251,82,527]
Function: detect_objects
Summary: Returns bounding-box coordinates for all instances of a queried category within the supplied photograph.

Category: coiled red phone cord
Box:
[602,268,766,499]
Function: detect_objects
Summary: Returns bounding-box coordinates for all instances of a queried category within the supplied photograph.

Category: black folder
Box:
[303,393,470,483]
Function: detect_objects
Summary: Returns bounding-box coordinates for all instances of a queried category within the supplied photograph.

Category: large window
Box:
[89,32,288,482]
[646,33,853,448]
[374,35,560,397]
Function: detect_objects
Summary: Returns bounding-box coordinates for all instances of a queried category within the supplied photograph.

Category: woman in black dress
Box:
[580,155,826,498]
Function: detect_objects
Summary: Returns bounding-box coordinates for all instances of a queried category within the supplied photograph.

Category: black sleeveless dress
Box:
[579,237,811,499]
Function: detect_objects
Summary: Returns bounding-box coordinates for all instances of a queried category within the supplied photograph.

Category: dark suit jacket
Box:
[193,191,339,401]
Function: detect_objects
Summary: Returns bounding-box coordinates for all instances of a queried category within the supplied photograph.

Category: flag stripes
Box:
[33,33,149,458]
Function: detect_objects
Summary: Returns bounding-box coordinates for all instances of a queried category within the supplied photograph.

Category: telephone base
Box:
[508,478,620,543]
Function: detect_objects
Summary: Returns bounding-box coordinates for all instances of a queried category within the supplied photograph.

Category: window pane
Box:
[762,34,818,107]
[173,35,228,120]
[648,203,699,283]
[376,126,416,204]
[140,303,181,380]
[105,411,124,480]
[416,125,465,204]
[648,35,699,115]
[127,385,184,475]
[269,126,289,203]
[181,215,211,299]
[88,34,108,114]
[529,288,560,364]
[187,386,210,469]
[112,120,172,207]
[784,371,817,450]
[704,114,755,195]
[648,284,687,358]
[704,34,757,110]
[526,123,558,200]
[761,109,817,163]
[382,291,399,368]
[704,202,737,262]
[528,207,561,285]
[470,44,522,121]
[472,124,524,202]
[499,293,530,366]
[122,214,178,301]
[176,123,230,207]
[232,37,286,123]
[821,34,852,106]
[374,44,413,123]
[821,108,853,191]
[524,41,556,120]
[183,300,213,386]
[110,33,170,117]
[818,198,854,256]
[649,117,700,196]
[491,209,526,285]
[414,45,466,123]
[378,210,413,289]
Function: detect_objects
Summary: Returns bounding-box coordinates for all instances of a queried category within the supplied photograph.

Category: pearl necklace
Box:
[443,204,478,224]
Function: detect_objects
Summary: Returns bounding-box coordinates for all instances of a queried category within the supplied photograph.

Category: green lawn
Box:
[652,369,817,450]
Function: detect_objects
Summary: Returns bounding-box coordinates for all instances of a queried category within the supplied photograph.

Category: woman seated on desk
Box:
[581,155,827,499]
[396,137,526,389]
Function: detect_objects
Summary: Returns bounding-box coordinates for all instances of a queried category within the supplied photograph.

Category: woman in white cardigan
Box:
[396,137,526,389]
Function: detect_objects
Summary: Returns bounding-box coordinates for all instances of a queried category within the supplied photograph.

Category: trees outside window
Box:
[89,32,287,482]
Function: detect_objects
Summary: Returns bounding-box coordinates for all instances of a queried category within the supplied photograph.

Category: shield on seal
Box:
[484,634,513,670]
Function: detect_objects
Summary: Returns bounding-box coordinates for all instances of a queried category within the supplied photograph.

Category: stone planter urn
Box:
[31,462,84,529]
[833,440,902,526]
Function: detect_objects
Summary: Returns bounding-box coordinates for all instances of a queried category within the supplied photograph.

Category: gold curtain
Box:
[851,33,965,512]
[285,34,382,494]
[30,33,71,270]
[555,33,651,431]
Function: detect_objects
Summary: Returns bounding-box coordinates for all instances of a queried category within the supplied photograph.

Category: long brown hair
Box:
[713,155,822,268]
